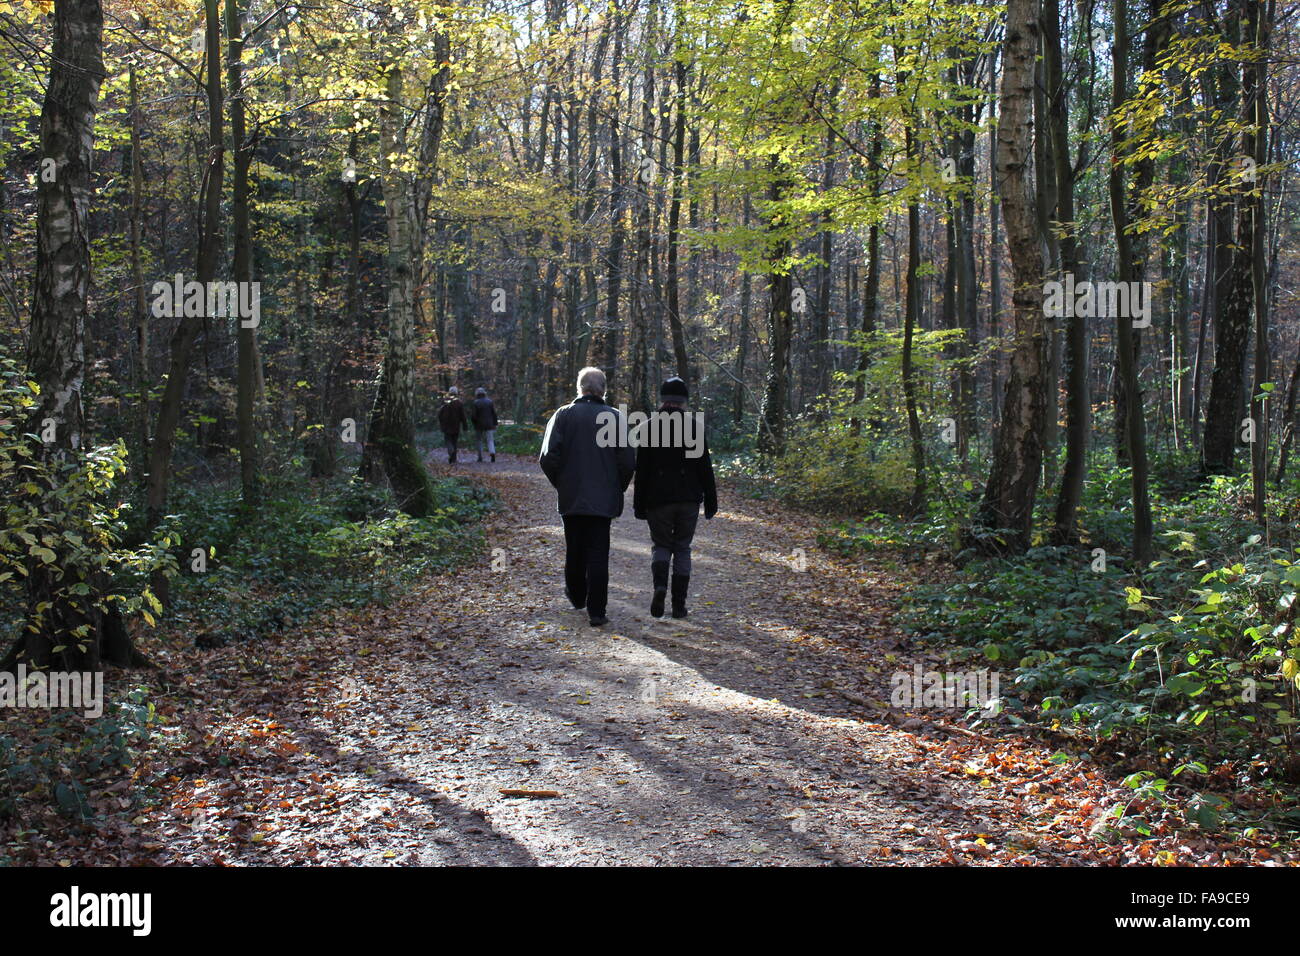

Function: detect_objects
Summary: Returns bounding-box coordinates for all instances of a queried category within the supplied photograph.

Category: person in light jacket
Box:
[540,367,635,627]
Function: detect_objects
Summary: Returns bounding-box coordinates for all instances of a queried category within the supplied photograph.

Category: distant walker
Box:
[471,386,499,463]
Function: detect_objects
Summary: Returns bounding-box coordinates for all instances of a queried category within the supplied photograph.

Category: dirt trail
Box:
[242,454,1114,866]
[387,454,949,864]
[70,453,1253,866]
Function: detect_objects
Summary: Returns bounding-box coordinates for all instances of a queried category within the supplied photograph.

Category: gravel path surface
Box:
[326,455,991,865]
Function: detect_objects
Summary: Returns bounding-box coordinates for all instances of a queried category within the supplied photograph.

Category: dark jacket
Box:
[539,395,635,518]
[438,397,469,436]
[633,405,718,520]
[471,396,498,431]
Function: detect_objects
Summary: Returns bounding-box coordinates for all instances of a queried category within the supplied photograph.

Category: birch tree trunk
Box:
[365,59,433,516]
[14,0,141,670]
[968,0,1046,552]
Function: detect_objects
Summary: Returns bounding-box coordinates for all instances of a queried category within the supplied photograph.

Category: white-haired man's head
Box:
[576,366,607,399]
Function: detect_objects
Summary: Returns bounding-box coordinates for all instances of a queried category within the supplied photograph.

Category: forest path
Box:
[70,454,1216,866]
[283,452,1123,866]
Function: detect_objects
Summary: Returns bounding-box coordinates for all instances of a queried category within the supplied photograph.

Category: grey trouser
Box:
[647,502,699,576]
[476,429,496,456]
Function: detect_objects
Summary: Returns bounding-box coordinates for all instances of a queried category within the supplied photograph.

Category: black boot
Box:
[670,574,690,619]
[650,560,669,618]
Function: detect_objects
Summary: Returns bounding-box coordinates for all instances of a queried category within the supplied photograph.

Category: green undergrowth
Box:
[158,472,496,649]
[492,421,545,457]
[819,447,1300,836]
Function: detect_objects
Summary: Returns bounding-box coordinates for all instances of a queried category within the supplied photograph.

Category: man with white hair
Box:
[540,366,635,627]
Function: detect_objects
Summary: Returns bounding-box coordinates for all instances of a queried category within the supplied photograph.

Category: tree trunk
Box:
[127,65,151,482]
[361,17,450,512]
[1200,2,1248,475]
[902,128,926,516]
[1246,0,1272,523]
[1046,0,1088,543]
[596,17,625,385]
[227,0,259,505]
[955,65,978,464]
[145,0,224,538]
[758,152,793,455]
[733,171,752,428]
[987,63,1003,423]
[812,85,838,407]
[13,0,141,671]
[1108,0,1154,565]
[366,60,432,515]
[967,0,1046,553]
[665,55,691,384]
[850,73,884,438]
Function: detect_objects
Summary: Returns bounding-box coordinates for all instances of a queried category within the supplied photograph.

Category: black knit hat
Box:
[660,376,689,400]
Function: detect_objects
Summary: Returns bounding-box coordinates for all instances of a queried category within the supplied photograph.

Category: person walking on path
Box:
[633,376,718,619]
[540,367,635,627]
[438,386,470,464]
[471,386,499,462]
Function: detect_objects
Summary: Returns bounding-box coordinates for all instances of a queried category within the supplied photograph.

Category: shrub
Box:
[493,422,545,457]
[905,457,1300,781]
[0,360,174,654]
[0,686,156,823]
[771,425,916,515]
[161,474,495,647]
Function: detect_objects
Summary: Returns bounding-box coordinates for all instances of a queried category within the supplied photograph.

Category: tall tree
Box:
[127,63,150,480]
[665,53,692,384]
[1246,0,1272,523]
[15,0,139,669]
[227,0,260,505]
[968,0,1046,552]
[901,116,925,515]
[596,10,627,386]
[145,0,225,536]
[1108,0,1154,564]
[758,150,795,454]
[1046,0,1089,543]
[360,13,452,516]
[850,72,884,437]
[1201,0,1251,475]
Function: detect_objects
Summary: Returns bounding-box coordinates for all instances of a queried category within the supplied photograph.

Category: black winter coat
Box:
[471,396,498,431]
[632,405,718,520]
[539,395,635,518]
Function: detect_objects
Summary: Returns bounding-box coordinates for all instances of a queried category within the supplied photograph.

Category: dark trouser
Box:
[562,515,612,617]
[443,431,459,462]
[647,502,699,576]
